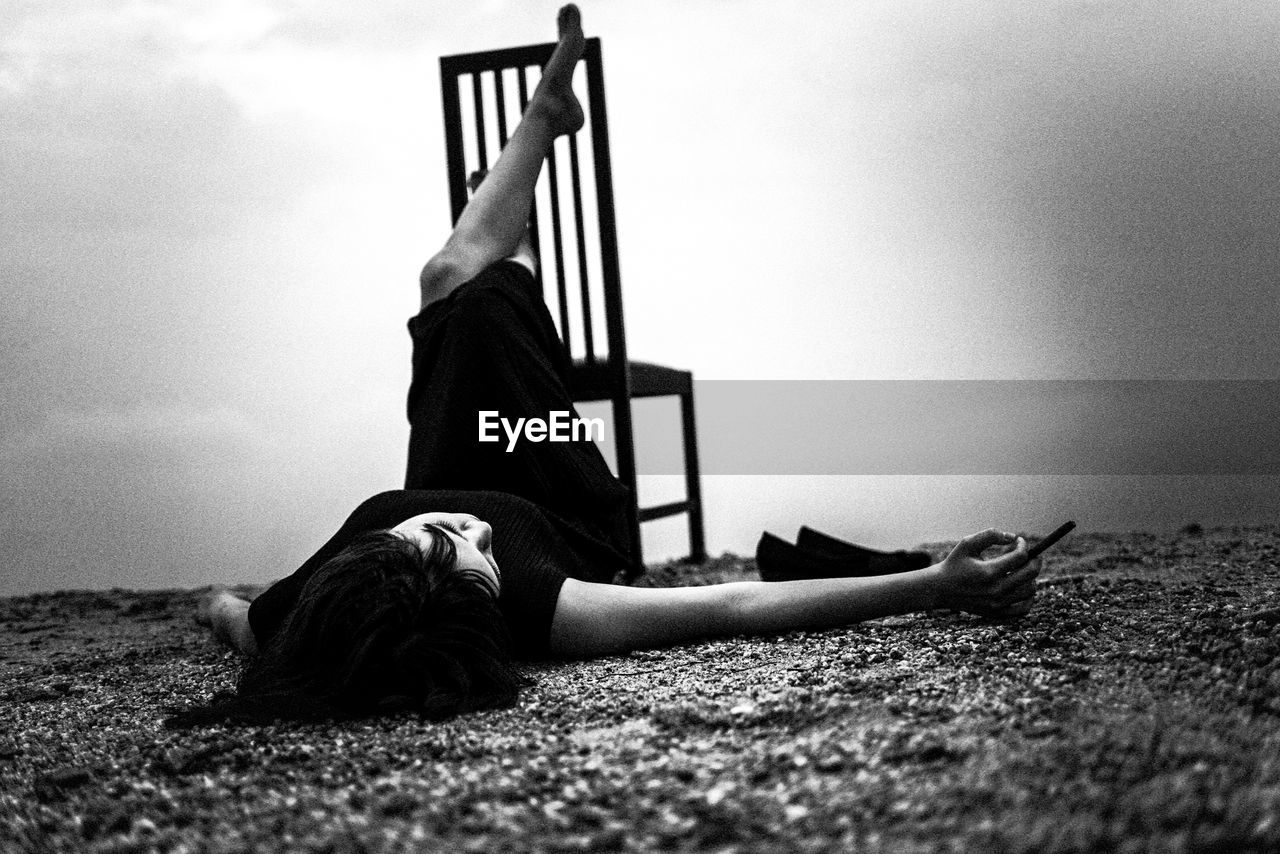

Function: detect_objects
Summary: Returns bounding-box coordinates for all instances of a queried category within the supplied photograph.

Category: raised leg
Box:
[469,168,539,278]
[420,5,585,310]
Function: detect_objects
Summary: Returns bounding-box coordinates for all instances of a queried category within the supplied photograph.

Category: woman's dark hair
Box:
[167,529,530,727]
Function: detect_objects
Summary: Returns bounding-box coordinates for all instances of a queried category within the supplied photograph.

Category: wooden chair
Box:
[439,37,706,577]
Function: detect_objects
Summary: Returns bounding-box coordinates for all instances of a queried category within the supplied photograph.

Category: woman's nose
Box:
[470,521,492,551]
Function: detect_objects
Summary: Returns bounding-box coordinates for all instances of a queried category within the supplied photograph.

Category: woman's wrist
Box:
[916,563,946,612]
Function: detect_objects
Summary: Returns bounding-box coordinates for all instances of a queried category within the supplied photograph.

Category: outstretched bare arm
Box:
[550,529,1037,659]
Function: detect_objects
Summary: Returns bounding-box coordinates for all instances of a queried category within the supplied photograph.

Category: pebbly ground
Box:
[1,526,1279,853]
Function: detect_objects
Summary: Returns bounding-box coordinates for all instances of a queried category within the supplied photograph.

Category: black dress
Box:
[247,261,634,658]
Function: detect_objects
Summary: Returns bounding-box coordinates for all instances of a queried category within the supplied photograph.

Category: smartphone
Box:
[1025,520,1076,561]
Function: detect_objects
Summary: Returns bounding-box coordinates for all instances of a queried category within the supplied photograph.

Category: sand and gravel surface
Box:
[2,526,1279,853]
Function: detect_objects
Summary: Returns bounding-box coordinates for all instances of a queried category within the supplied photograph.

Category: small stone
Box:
[784,804,810,822]
[705,782,735,806]
[377,792,418,817]
[34,765,94,802]
[815,754,843,772]
[1246,607,1280,627]
[589,827,626,851]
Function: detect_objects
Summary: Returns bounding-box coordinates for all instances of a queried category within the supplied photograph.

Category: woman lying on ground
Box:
[176,5,1038,728]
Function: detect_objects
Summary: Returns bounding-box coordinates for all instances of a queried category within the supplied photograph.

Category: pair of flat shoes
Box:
[756,526,933,582]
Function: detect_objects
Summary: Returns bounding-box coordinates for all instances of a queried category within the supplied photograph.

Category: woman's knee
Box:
[419,246,489,309]
[419,255,465,309]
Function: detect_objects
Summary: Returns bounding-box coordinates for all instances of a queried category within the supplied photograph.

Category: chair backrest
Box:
[438,39,629,380]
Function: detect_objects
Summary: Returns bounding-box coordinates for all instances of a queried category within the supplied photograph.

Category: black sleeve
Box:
[496,556,566,660]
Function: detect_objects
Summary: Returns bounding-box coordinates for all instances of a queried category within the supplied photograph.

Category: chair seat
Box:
[568,359,692,402]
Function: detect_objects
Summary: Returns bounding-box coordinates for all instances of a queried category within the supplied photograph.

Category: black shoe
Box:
[756,532,869,582]
[796,526,933,574]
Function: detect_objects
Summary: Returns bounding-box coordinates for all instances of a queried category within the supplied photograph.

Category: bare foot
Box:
[195,588,258,654]
[194,586,256,626]
[194,587,225,627]
[528,4,585,136]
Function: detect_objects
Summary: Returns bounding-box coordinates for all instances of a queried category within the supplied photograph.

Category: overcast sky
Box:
[3,0,1278,596]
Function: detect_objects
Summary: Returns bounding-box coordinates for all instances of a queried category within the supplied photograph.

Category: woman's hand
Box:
[935,528,1040,619]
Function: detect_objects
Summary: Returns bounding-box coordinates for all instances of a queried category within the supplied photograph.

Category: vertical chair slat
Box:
[545,134,571,353]
[517,67,544,293]
[494,70,508,146]
[441,64,468,224]
[567,133,594,363]
[472,73,488,170]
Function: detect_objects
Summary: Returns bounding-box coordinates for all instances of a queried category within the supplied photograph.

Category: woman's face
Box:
[390,512,501,599]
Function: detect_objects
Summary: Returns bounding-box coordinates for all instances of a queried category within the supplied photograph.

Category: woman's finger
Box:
[960,528,1017,556]
[1005,578,1037,601]
[998,571,1039,599]
[987,537,1030,574]
[994,560,1038,595]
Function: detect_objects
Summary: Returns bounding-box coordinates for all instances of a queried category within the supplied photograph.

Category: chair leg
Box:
[612,392,645,582]
[623,501,644,583]
[681,387,707,563]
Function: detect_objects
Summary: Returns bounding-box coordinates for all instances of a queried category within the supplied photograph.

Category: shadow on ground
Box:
[2,527,1279,853]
